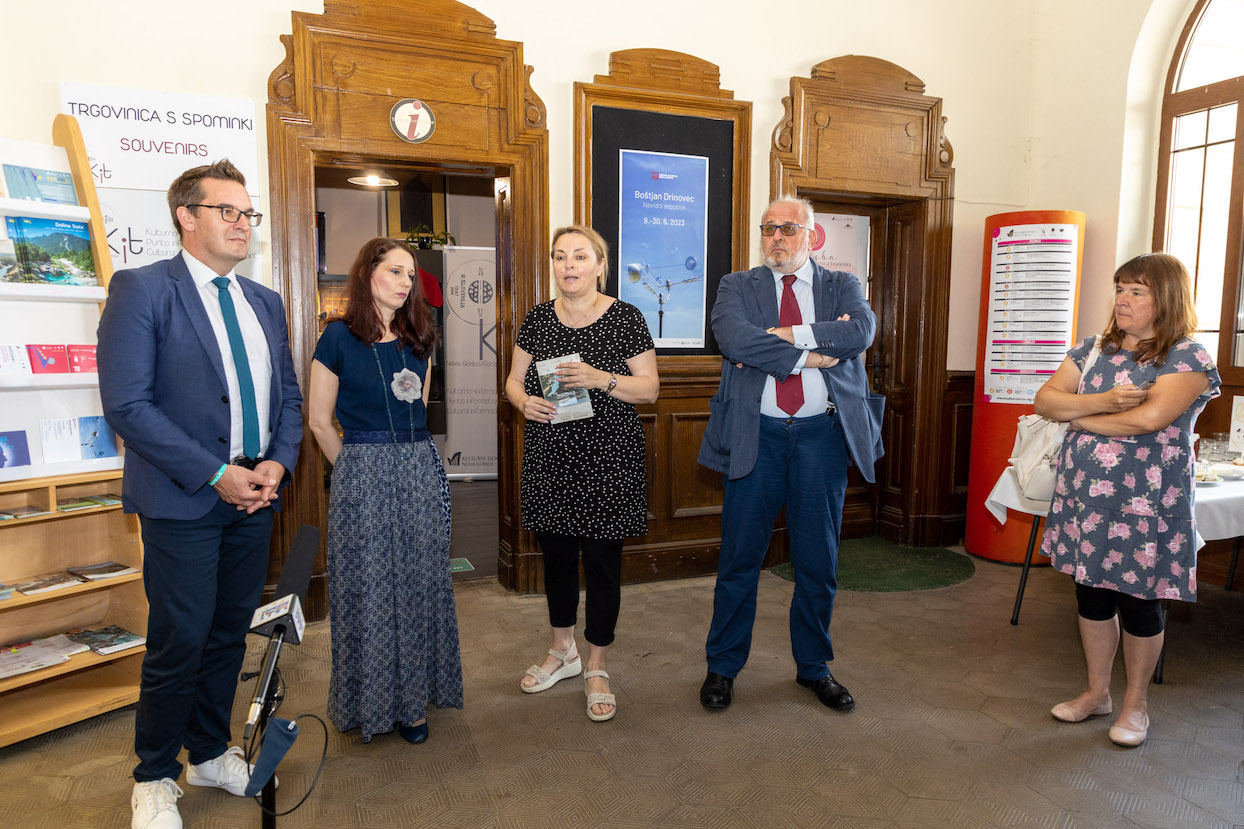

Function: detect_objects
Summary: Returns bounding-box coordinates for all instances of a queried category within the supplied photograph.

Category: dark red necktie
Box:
[775,274,804,415]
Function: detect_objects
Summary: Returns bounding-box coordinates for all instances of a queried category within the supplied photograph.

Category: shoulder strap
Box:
[1076,335,1102,394]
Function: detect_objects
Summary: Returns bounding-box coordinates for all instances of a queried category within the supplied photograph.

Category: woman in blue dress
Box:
[1035,253,1219,747]
[308,237,462,744]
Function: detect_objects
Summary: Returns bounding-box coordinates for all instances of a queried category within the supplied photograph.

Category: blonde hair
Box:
[550,225,609,289]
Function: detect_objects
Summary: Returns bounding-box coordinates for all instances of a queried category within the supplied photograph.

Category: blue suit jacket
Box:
[697,262,885,482]
[97,254,303,519]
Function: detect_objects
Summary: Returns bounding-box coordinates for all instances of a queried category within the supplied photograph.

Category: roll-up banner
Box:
[440,246,497,479]
[964,211,1086,563]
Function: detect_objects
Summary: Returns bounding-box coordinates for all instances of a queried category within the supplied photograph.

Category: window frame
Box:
[1153,0,1244,384]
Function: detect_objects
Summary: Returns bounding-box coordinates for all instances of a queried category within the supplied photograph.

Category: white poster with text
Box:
[60,83,260,273]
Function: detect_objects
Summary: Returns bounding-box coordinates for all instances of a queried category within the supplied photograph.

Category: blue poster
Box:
[617,150,708,348]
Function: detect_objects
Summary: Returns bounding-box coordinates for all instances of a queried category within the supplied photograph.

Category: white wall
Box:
[0,0,1182,370]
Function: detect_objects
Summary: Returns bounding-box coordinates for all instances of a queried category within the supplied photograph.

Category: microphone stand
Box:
[245,627,286,829]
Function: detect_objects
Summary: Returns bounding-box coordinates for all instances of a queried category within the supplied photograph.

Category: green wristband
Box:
[208,464,227,487]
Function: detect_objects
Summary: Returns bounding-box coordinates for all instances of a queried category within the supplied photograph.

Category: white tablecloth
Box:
[1191,478,1244,542]
[986,468,1244,549]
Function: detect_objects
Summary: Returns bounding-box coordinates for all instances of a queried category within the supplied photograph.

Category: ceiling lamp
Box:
[346,172,398,187]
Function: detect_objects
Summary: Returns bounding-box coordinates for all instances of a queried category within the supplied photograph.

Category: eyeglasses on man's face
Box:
[759,222,809,237]
[188,204,264,227]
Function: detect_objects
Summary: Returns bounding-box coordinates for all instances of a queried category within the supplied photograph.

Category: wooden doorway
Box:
[264,1,549,613]
[774,57,956,546]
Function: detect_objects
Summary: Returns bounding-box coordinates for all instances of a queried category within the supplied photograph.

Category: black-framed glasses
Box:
[188,204,264,227]
[759,222,808,237]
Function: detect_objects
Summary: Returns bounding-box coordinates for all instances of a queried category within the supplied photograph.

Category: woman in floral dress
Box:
[1035,253,1220,747]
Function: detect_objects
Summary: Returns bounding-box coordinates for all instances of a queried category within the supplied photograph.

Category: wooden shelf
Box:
[0,373,99,390]
[0,643,145,694]
[0,469,121,494]
[0,655,141,748]
[0,197,91,223]
[0,503,121,527]
[0,117,139,748]
[1,571,140,609]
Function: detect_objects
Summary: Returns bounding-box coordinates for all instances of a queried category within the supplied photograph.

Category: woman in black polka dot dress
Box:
[504,225,659,722]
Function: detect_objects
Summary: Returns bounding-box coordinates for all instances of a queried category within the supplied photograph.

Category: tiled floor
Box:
[2,555,1242,828]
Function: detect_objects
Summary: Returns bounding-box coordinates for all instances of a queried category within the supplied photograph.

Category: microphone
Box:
[249,524,318,644]
[244,525,319,741]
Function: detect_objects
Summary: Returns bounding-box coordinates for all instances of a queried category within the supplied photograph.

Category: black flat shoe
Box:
[700,671,734,710]
[797,673,855,712]
[397,721,429,744]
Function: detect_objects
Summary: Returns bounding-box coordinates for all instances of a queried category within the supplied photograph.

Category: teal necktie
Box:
[211,276,260,459]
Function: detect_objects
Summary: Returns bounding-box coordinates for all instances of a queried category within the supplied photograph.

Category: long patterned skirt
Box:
[326,437,462,741]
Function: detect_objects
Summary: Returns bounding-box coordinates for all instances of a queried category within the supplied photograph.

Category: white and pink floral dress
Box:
[1040,336,1221,602]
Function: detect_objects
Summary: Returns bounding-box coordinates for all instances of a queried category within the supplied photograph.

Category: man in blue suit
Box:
[698,196,883,712]
[98,160,302,829]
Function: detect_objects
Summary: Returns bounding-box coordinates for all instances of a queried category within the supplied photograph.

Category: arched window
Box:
[1154,0,1244,379]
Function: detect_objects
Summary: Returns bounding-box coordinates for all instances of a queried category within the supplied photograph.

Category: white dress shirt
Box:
[760,257,831,419]
[183,251,274,459]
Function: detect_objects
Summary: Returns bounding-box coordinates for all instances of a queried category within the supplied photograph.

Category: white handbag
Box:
[1009,336,1101,502]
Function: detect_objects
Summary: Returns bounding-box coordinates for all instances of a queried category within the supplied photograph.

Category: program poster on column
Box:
[441,246,497,478]
[617,150,708,348]
[984,224,1079,403]
[59,83,260,272]
[965,210,1085,564]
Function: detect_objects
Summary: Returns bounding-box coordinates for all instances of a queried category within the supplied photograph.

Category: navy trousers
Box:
[706,412,849,681]
[133,498,273,782]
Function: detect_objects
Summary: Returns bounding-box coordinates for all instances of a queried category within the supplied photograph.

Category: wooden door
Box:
[808,198,925,540]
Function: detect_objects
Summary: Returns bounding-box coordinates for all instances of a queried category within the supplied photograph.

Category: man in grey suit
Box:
[98,160,302,829]
[698,196,883,712]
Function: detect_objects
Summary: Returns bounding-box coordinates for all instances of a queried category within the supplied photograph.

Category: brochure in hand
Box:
[536,353,595,424]
[65,625,146,655]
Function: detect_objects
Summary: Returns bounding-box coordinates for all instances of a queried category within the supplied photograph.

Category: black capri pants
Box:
[1075,583,1165,637]
[537,532,624,647]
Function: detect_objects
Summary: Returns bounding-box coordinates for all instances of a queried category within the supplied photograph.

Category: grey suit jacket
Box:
[697,262,885,482]
[97,254,303,519]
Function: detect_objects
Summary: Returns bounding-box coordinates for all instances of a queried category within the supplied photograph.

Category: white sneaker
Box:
[185,745,276,796]
[131,779,183,829]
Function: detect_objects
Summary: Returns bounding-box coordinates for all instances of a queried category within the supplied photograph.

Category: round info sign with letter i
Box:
[391,98,436,144]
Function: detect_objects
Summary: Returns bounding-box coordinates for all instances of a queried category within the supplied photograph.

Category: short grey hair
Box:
[764,195,815,229]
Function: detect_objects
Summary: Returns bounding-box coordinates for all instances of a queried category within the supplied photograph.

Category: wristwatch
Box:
[606,373,617,394]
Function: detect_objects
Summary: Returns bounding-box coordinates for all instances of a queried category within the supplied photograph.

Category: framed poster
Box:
[575,56,751,358]
[617,149,709,348]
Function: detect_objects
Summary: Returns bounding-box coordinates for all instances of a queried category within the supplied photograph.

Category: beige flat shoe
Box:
[584,669,616,722]
[1108,713,1149,747]
[1051,697,1112,723]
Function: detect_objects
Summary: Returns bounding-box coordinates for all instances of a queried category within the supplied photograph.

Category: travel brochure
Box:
[1,343,97,374]
[2,215,96,287]
[0,418,118,471]
[536,353,595,424]
[0,492,119,520]
[1,163,79,205]
[0,626,144,680]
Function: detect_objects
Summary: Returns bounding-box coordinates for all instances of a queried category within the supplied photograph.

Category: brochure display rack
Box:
[0,115,146,748]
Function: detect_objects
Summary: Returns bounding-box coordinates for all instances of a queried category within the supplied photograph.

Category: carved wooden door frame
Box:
[265,0,549,606]
[771,55,956,545]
